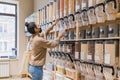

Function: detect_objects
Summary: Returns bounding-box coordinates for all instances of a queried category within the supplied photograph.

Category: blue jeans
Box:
[29,64,43,80]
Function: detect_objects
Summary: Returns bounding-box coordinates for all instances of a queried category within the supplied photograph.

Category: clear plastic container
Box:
[64,0,69,17]
[64,77,72,80]
[68,14,75,28]
[118,0,120,13]
[69,0,75,15]
[96,0,105,4]
[43,7,45,24]
[95,3,106,23]
[64,17,69,29]
[57,65,65,74]
[43,70,54,80]
[44,7,47,24]
[41,8,43,25]
[65,68,76,79]
[75,12,83,27]
[56,21,60,31]
[46,4,49,23]
[49,2,53,22]
[75,0,81,12]
[39,9,42,25]
[105,0,119,20]
[56,0,60,19]
[80,9,89,26]
[59,19,66,33]
[60,0,64,18]
[56,73,64,80]
[81,0,88,9]
[53,0,57,20]
[87,6,97,24]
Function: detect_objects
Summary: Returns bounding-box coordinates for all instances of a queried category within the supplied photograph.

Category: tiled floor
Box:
[0,77,31,80]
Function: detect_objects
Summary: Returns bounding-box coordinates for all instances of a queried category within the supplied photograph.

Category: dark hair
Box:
[25,22,36,34]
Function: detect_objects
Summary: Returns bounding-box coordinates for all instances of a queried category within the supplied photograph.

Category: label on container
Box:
[104,53,110,64]
[95,55,100,61]
[87,54,92,60]
[81,52,84,60]
[75,52,79,59]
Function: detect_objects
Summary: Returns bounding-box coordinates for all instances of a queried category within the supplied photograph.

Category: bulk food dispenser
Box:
[68,0,75,28]
[105,0,119,20]
[80,0,89,26]
[75,0,82,27]
[87,0,97,24]
[95,2,107,23]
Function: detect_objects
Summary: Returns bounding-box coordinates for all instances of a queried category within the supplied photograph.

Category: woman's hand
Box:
[58,31,65,38]
[53,18,60,25]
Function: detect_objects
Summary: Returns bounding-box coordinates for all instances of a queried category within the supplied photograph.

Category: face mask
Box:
[39,28,42,33]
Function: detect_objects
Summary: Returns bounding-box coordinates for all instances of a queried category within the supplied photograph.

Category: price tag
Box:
[104,53,110,64]
[95,55,100,61]
[81,52,84,60]
[87,54,92,60]
[75,52,79,59]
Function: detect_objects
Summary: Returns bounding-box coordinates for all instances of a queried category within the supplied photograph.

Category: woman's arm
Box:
[44,19,59,35]
[38,32,65,48]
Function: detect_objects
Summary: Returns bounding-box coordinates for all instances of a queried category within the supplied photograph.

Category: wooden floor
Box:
[0,77,31,80]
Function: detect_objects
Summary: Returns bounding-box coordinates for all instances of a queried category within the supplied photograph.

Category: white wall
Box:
[34,0,49,11]
[0,0,34,76]
[18,0,34,76]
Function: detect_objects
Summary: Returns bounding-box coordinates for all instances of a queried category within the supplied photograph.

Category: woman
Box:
[25,19,64,80]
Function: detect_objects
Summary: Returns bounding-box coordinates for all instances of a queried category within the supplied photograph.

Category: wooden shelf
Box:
[60,37,120,42]
[66,27,76,31]
[77,37,120,41]
[61,39,76,42]
[79,26,91,30]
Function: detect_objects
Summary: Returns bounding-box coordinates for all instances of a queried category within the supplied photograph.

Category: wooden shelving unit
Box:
[75,19,120,68]
[61,37,120,42]
[25,7,120,79]
[61,39,76,42]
